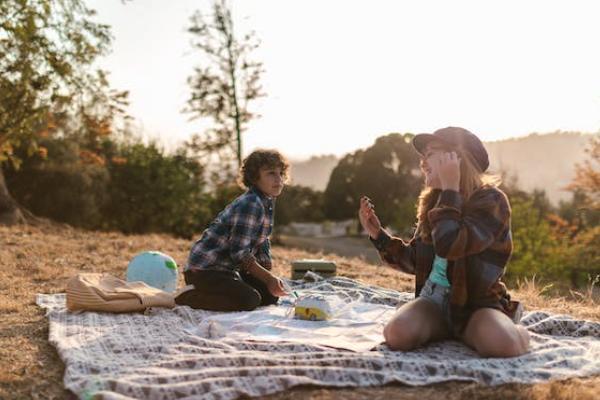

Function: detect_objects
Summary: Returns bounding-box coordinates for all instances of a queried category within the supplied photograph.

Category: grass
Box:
[0,223,598,399]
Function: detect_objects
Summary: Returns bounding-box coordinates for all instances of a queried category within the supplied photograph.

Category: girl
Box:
[359,127,529,358]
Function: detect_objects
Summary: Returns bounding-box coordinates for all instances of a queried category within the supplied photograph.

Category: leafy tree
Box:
[205,181,244,221]
[568,226,600,286]
[276,185,325,226]
[184,0,264,173]
[567,134,600,210]
[507,196,564,281]
[0,0,121,224]
[558,189,600,231]
[4,136,110,227]
[6,132,212,238]
[323,133,421,231]
[102,142,211,238]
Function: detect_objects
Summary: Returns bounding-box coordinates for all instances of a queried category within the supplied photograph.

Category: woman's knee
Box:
[384,320,421,351]
[516,325,531,352]
[465,309,529,358]
[384,298,447,351]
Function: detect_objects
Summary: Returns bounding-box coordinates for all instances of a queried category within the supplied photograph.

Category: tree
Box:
[567,134,600,210]
[507,196,563,281]
[558,189,600,231]
[102,142,211,238]
[323,133,422,231]
[184,0,264,174]
[0,0,115,224]
[276,185,325,226]
[4,135,111,228]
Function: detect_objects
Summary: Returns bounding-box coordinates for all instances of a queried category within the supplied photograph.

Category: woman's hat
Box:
[412,127,489,172]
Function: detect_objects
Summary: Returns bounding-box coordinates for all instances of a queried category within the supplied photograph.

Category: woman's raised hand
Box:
[359,196,382,239]
[435,151,461,191]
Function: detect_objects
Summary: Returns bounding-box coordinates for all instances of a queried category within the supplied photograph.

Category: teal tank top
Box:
[428,255,450,287]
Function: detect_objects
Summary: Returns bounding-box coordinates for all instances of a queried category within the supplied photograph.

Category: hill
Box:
[291,132,596,204]
[289,154,339,190]
[486,131,593,203]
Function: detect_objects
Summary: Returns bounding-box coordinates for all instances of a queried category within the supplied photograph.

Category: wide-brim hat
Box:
[412,126,489,172]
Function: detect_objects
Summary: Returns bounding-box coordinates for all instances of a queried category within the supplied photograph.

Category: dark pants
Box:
[175,269,278,311]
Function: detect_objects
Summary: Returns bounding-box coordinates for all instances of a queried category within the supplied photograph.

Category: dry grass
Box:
[0,223,598,399]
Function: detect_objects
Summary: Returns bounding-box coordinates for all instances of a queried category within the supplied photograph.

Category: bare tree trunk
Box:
[0,167,24,225]
[225,18,242,169]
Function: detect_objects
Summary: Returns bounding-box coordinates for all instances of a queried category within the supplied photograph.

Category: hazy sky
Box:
[88,0,600,160]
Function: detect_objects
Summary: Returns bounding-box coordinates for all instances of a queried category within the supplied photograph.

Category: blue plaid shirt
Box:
[186,187,274,272]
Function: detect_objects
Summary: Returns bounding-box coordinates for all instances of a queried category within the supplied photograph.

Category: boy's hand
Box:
[266,275,287,297]
[359,196,382,239]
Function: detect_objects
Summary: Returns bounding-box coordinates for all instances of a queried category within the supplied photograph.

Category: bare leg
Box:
[462,308,530,358]
[383,297,449,351]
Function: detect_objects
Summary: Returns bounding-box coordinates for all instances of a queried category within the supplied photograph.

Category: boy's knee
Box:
[236,290,261,311]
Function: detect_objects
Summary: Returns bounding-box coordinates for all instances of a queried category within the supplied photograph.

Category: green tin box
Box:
[291,259,337,280]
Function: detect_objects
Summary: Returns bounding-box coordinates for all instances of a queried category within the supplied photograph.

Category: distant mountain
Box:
[486,132,594,204]
[290,132,597,204]
[289,154,339,191]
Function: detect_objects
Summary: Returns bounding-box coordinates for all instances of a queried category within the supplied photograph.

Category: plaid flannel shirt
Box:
[186,187,274,272]
[371,186,518,335]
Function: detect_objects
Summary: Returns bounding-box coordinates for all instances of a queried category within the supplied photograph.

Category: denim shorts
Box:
[420,279,452,329]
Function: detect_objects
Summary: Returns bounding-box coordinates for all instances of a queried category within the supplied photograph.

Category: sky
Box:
[87,0,600,160]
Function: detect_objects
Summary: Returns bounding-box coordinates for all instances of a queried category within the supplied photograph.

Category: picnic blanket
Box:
[37,275,600,400]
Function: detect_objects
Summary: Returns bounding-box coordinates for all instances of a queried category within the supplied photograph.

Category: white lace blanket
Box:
[37,276,600,400]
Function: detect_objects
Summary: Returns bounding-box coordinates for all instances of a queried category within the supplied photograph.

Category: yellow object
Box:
[294,306,329,321]
[293,295,332,321]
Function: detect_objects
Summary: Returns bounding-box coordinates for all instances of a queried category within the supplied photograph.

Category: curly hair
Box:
[238,149,290,189]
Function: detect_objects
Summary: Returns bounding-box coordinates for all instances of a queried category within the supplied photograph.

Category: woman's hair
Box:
[238,149,290,189]
[416,143,500,241]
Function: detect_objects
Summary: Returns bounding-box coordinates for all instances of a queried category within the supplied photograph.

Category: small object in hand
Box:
[280,280,297,298]
[362,195,375,209]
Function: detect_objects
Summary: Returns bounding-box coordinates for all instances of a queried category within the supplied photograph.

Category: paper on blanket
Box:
[185,295,397,352]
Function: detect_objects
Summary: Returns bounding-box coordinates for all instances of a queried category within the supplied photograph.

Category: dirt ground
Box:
[0,223,598,399]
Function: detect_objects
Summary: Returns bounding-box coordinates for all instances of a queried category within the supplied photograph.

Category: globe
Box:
[126,251,178,293]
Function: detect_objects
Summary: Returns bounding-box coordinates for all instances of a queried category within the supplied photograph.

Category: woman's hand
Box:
[435,152,461,191]
[359,196,382,239]
[424,165,441,189]
[266,274,287,297]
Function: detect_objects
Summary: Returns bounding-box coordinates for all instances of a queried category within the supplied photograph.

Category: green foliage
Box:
[276,185,325,226]
[506,191,599,289]
[558,189,600,230]
[205,182,244,222]
[507,196,563,280]
[568,135,600,210]
[503,138,600,288]
[0,0,112,168]
[323,133,421,231]
[569,226,600,276]
[5,136,213,238]
[0,0,129,225]
[102,142,211,238]
[4,137,109,227]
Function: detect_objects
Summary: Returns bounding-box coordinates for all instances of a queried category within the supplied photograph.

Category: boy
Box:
[175,149,288,311]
